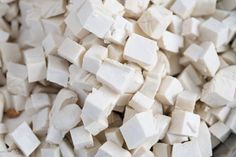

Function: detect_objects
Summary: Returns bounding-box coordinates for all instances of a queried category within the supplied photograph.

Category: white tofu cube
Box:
[168,15,183,35]
[175,90,198,112]
[182,17,200,39]
[210,106,231,122]
[81,34,105,49]
[46,55,69,87]
[169,109,200,137]
[163,133,188,145]
[124,33,157,70]
[172,140,201,157]
[10,122,40,156]
[78,0,114,38]
[59,140,76,157]
[138,5,172,39]
[132,147,154,157]
[12,95,26,112]
[96,59,135,93]
[124,0,150,18]
[199,18,229,48]
[170,0,197,19]
[120,111,155,149]
[140,76,161,99]
[70,126,93,150]
[32,107,49,136]
[41,147,60,157]
[46,125,66,144]
[226,108,236,133]
[58,38,86,67]
[154,114,171,139]
[6,62,33,96]
[82,45,108,74]
[209,121,231,142]
[129,91,154,112]
[107,44,124,62]
[95,141,131,157]
[42,33,64,55]
[192,0,216,16]
[103,0,124,16]
[31,93,50,111]
[157,31,184,53]
[156,76,183,105]
[105,127,124,146]
[153,143,171,157]
[41,17,65,35]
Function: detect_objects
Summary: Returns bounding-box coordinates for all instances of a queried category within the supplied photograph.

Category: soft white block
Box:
[10,122,40,156]
[153,143,171,157]
[52,104,82,131]
[124,0,150,18]
[107,44,124,62]
[138,5,172,39]
[105,127,124,146]
[70,126,93,150]
[182,17,200,39]
[46,125,66,144]
[96,59,135,93]
[32,107,49,136]
[78,0,114,38]
[58,38,86,66]
[156,76,183,105]
[12,95,26,112]
[31,93,50,111]
[154,114,171,140]
[192,0,216,16]
[172,140,201,157]
[41,147,60,157]
[95,141,131,157]
[103,0,124,16]
[46,55,69,87]
[157,31,183,53]
[59,140,76,157]
[209,121,231,142]
[199,17,229,48]
[132,147,154,157]
[81,34,105,49]
[120,111,155,149]
[168,15,183,35]
[129,91,154,112]
[169,109,200,137]
[140,75,161,99]
[163,133,188,145]
[210,106,231,122]
[82,45,108,74]
[42,33,63,55]
[175,90,198,112]
[226,108,236,133]
[124,33,157,70]
[170,0,197,19]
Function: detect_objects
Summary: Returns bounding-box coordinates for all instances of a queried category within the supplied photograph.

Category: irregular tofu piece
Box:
[32,107,49,136]
[175,90,198,112]
[124,33,157,70]
[10,122,40,156]
[163,133,188,145]
[82,86,119,121]
[59,140,76,157]
[70,126,93,150]
[95,141,131,157]
[172,140,201,157]
[182,17,200,39]
[154,114,171,140]
[58,38,86,67]
[129,91,154,112]
[78,0,114,38]
[41,146,60,157]
[199,18,229,48]
[82,45,108,74]
[184,42,220,77]
[105,127,124,146]
[105,16,132,45]
[124,0,150,18]
[46,55,69,87]
[113,94,132,112]
[153,143,171,157]
[31,93,50,112]
[12,95,26,112]
[46,125,66,144]
[157,31,184,53]
[225,108,236,133]
[132,147,154,157]
[168,15,183,35]
[103,0,125,16]
[192,0,216,16]
[6,62,33,96]
[209,121,231,142]
[52,104,82,131]
[169,109,200,137]
[107,44,124,62]
[210,106,231,122]
[170,0,197,19]
[120,111,155,149]
[81,34,105,49]
[42,33,64,55]
[191,122,212,157]
[140,76,161,99]
[96,59,135,93]
[138,5,173,39]
[41,16,65,35]
[156,76,183,105]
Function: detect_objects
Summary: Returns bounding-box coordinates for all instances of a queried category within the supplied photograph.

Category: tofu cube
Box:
[105,127,124,146]
[41,147,61,157]
[46,55,69,87]
[10,122,40,156]
[42,33,63,55]
[154,114,171,139]
[163,133,188,145]
[70,126,93,149]
[156,76,183,105]
[168,15,183,35]
[153,143,171,157]
[182,17,200,39]
[78,0,114,38]
[103,0,125,16]
[82,45,108,74]
[96,59,135,93]
[23,47,47,82]
[124,0,150,18]
[132,147,154,157]
[199,18,229,48]
[95,141,131,157]
[169,110,200,137]
[157,31,184,53]
[31,93,50,111]
[175,90,198,112]
[210,106,231,122]
[58,38,86,67]
[129,91,154,112]
[209,121,231,142]
[32,107,49,136]
[226,108,236,133]
[138,5,173,39]
[124,33,158,70]
[140,76,161,99]
[120,111,155,149]
[172,140,201,157]
[170,0,197,19]
[192,0,216,16]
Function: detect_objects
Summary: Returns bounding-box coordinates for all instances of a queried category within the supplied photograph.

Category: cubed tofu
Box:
[209,121,231,142]
[175,90,198,112]
[170,0,197,19]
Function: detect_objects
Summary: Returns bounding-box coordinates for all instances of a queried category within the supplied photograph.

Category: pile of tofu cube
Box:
[0,0,236,156]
